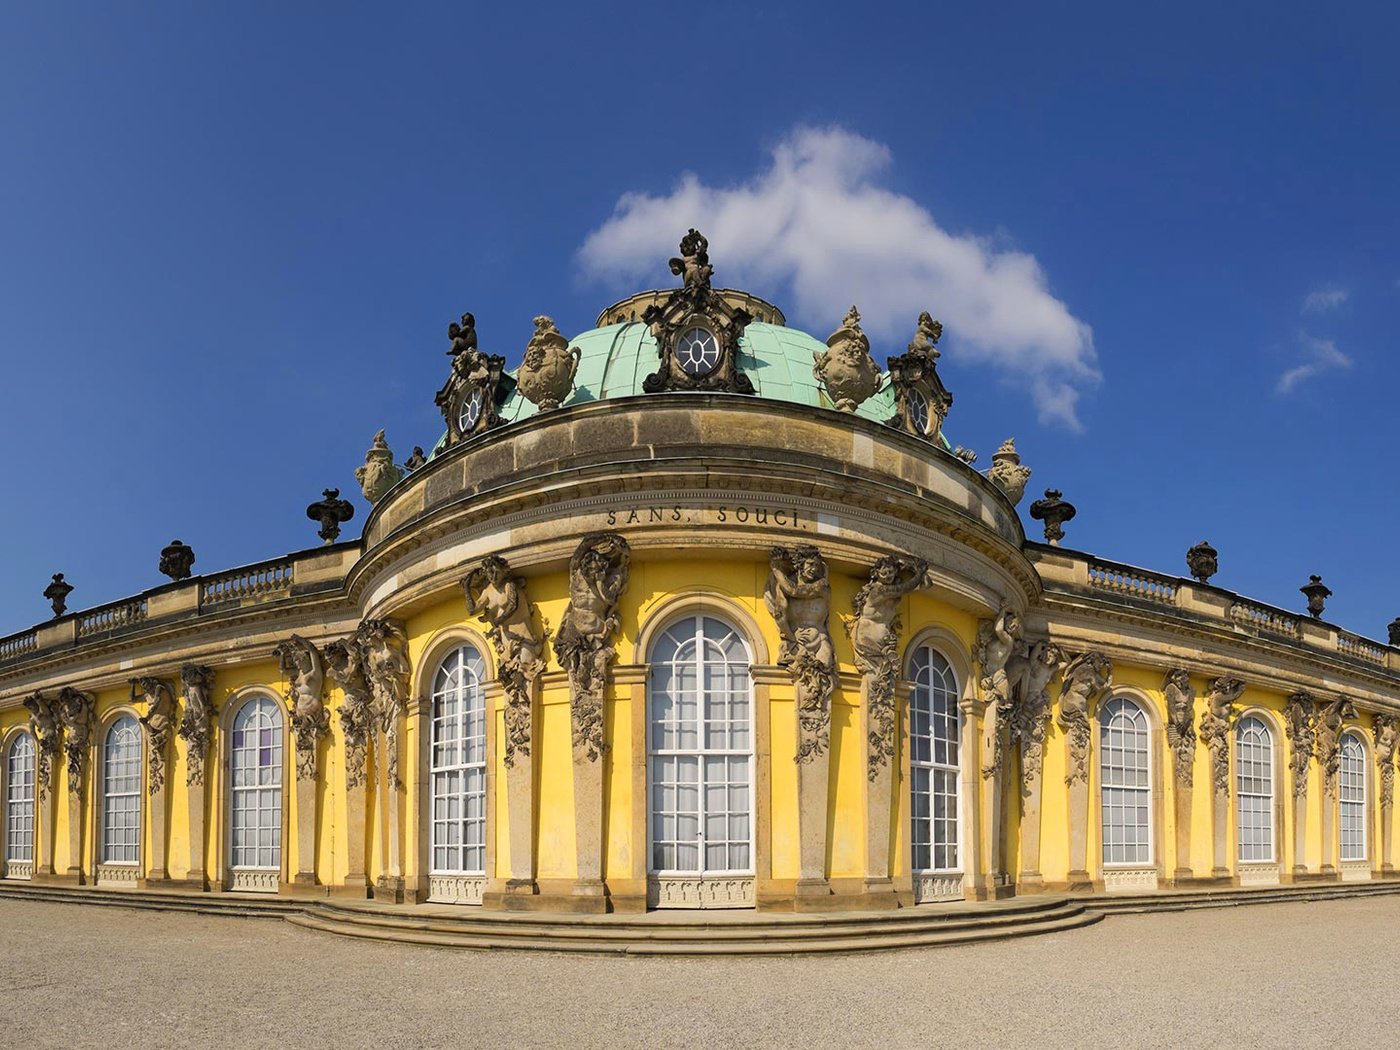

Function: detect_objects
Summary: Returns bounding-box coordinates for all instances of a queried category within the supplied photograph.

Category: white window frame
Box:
[429,645,488,876]
[1099,697,1153,868]
[1235,715,1275,864]
[647,615,755,878]
[908,643,962,874]
[1339,731,1367,863]
[228,697,284,873]
[101,716,143,867]
[5,733,35,866]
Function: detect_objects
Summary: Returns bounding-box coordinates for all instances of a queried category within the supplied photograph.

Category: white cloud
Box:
[1302,285,1349,313]
[1276,332,1352,394]
[577,126,1099,429]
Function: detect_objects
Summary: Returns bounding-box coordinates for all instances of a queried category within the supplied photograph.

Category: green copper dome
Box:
[497,319,913,429]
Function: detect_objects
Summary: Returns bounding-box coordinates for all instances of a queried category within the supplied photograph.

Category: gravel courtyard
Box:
[0,895,1389,1049]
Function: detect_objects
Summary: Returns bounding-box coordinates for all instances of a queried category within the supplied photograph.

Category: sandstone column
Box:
[148,774,170,882]
[65,763,85,883]
[357,619,412,903]
[186,772,208,889]
[957,696,985,899]
[56,688,95,884]
[861,674,898,905]
[1163,670,1196,883]
[504,680,539,895]
[1057,653,1112,890]
[1018,738,1045,890]
[1373,713,1397,876]
[1201,677,1244,880]
[177,665,216,891]
[979,704,1007,892]
[1285,692,1316,878]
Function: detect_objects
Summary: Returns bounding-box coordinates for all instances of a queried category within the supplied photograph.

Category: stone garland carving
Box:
[177,665,217,787]
[515,316,580,412]
[814,306,883,413]
[1163,669,1196,786]
[1374,713,1400,809]
[641,230,755,395]
[1283,692,1317,799]
[986,439,1032,507]
[973,602,1022,777]
[555,534,631,762]
[463,555,550,769]
[765,545,837,765]
[847,555,930,779]
[276,636,328,782]
[358,618,412,787]
[435,311,507,444]
[885,312,952,441]
[1199,676,1245,796]
[56,687,95,785]
[1007,641,1067,787]
[355,429,404,504]
[1057,653,1114,784]
[133,676,176,795]
[324,638,374,790]
[22,691,61,800]
[1316,696,1357,799]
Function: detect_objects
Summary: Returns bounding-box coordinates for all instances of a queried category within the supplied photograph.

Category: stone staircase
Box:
[1088,879,1400,915]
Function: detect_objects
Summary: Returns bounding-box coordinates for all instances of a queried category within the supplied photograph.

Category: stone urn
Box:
[516,316,580,412]
[354,429,404,504]
[814,306,882,412]
[986,438,1032,506]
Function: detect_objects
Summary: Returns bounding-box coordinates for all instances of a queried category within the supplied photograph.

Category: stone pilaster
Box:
[147,773,169,883]
[958,696,986,900]
[978,700,1008,895]
[1173,779,1194,882]
[571,745,607,908]
[185,775,208,890]
[503,679,539,897]
[860,676,900,908]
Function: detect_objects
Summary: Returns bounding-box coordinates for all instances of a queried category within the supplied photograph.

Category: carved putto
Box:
[848,555,930,778]
[22,691,61,800]
[642,230,754,395]
[177,664,217,787]
[276,635,328,782]
[1199,676,1245,796]
[356,618,411,787]
[402,446,427,472]
[515,316,580,413]
[306,488,355,544]
[1284,692,1316,799]
[1374,713,1400,809]
[555,534,631,762]
[44,573,73,618]
[765,545,836,764]
[324,638,373,790]
[814,306,883,413]
[986,438,1032,507]
[355,429,405,504]
[133,676,176,795]
[435,311,507,444]
[885,312,952,441]
[159,540,196,582]
[56,686,96,785]
[463,555,549,768]
[1163,669,1196,786]
[1057,652,1113,784]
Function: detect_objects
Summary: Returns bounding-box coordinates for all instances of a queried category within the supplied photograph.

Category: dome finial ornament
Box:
[986,438,1032,506]
[813,305,882,412]
[516,315,581,412]
[885,311,952,442]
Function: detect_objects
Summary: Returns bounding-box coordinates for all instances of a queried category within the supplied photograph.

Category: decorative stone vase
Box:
[814,306,882,412]
[355,429,404,504]
[987,438,1032,506]
[516,316,580,412]
[1186,541,1218,585]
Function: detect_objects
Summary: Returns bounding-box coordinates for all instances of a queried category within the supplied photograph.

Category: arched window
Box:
[1235,716,1274,863]
[1100,697,1151,867]
[648,616,753,875]
[230,697,283,873]
[5,734,35,871]
[1339,732,1367,862]
[430,645,487,875]
[101,716,142,866]
[909,645,961,872]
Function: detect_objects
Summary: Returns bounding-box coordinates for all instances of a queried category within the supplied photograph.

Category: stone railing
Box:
[1087,560,1178,605]
[1338,632,1388,667]
[200,559,294,607]
[0,630,38,663]
[1228,600,1302,639]
[76,598,149,638]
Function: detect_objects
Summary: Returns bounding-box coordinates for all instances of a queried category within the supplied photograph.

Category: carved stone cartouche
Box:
[1199,676,1245,796]
[22,691,61,800]
[159,540,196,582]
[765,544,836,764]
[355,429,404,504]
[56,686,96,785]
[1029,489,1077,546]
[133,676,176,795]
[814,306,882,413]
[555,534,630,762]
[986,438,1032,507]
[885,311,952,441]
[356,618,411,788]
[1162,669,1196,786]
[44,573,73,618]
[515,316,580,413]
[463,555,549,768]
[849,555,929,778]
[177,664,217,787]
[1057,652,1113,784]
[324,638,373,790]
[306,488,355,544]
[275,635,327,781]
[1186,541,1218,585]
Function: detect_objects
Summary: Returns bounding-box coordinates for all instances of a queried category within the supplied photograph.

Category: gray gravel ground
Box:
[0,895,1387,1049]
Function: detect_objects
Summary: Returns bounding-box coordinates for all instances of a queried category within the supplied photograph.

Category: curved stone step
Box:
[1088,880,1400,914]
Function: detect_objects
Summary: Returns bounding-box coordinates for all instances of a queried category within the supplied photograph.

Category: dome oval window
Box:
[458,387,485,433]
[676,327,721,379]
[908,388,931,434]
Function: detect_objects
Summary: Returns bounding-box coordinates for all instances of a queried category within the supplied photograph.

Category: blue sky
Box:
[1,3,1396,639]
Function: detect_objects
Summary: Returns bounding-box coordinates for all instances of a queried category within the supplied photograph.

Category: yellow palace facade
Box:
[3,231,1398,925]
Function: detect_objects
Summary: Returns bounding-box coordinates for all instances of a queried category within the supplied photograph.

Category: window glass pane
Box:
[1100,698,1151,866]
[909,646,961,873]
[230,698,283,871]
[429,645,487,874]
